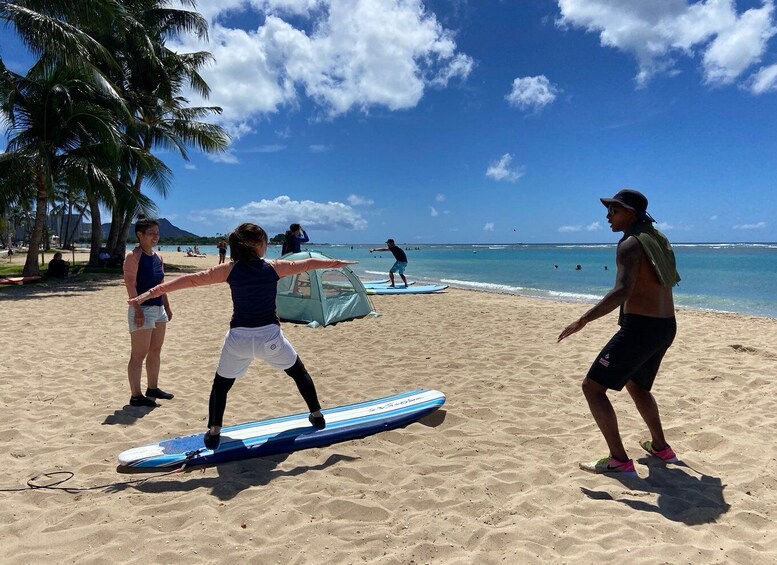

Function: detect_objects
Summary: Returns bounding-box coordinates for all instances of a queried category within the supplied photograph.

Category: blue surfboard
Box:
[117,389,446,470]
[365,284,448,295]
[361,280,415,288]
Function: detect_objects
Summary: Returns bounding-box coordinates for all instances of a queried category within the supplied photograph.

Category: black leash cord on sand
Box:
[0,449,203,493]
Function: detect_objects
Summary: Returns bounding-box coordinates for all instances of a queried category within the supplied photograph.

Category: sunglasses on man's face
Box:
[607,205,625,215]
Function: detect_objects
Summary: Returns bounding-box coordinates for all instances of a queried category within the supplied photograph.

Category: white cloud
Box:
[557,0,777,87]
[703,3,777,85]
[207,150,240,164]
[199,195,367,232]
[586,221,602,231]
[245,144,287,153]
[435,193,446,202]
[733,221,767,229]
[172,0,473,133]
[184,163,197,170]
[506,75,559,111]
[710,214,719,220]
[748,63,777,93]
[486,153,525,183]
[655,222,692,231]
[483,222,495,232]
[347,194,374,206]
[558,225,582,232]
[309,144,331,153]
[430,206,439,217]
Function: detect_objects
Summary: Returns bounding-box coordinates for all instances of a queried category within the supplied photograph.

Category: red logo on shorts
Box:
[598,355,610,367]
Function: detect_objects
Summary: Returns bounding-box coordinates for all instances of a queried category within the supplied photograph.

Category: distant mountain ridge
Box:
[101,218,200,239]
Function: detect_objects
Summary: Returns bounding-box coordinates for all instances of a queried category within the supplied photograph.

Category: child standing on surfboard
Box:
[128,222,357,449]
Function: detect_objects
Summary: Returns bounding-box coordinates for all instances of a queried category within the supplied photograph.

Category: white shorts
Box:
[128,305,169,332]
[216,325,298,379]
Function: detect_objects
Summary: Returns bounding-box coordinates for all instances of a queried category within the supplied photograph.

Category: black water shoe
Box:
[308,414,326,429]
[146,387,174,400]
[203,430,221,450]
[130,395,159,407]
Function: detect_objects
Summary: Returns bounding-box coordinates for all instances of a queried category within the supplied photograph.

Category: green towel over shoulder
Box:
[624,223,681,287]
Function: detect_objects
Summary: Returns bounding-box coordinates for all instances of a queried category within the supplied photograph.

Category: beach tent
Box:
[276,250,377,327]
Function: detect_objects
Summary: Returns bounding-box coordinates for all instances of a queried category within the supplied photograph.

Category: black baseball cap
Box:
[600,189,656,223]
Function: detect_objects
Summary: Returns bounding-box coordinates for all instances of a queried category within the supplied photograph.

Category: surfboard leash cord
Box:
[0,450,205,493]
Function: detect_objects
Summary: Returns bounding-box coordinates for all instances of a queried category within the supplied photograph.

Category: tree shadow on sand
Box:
[110,453,358,501]
[0,274,124,302]
[580,456,731,525]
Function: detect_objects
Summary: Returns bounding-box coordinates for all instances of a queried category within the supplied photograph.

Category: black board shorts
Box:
[587,314,677,392]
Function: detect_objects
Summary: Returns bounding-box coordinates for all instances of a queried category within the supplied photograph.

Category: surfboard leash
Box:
[0,450,206,493]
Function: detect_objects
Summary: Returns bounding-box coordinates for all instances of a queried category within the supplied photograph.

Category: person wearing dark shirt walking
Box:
[369,239,409,288]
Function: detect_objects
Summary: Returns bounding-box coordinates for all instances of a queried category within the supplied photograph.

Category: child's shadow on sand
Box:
[580,457,730,525]
[112,452,358,501]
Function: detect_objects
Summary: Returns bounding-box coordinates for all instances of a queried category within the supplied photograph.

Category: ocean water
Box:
[158,242,777,319]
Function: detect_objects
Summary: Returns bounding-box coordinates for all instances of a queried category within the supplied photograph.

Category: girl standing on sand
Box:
[128,222,356,449]
[123,218,175,407]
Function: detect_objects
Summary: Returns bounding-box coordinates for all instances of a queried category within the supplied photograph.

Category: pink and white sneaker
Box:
[579,455,637,475]
[641,440,678,463]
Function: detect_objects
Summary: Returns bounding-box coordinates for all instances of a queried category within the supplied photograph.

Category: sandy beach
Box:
[2,253,776,564]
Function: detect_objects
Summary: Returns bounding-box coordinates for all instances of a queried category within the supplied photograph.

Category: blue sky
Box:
[2,0,777,243]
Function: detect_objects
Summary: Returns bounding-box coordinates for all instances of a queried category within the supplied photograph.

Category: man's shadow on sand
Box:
[580,456,731,525]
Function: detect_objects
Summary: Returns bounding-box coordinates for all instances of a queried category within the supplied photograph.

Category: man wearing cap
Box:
[369,239,409,288]
[558,189,681,475]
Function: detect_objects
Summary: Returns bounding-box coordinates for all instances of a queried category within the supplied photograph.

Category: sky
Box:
[2,0,777,244]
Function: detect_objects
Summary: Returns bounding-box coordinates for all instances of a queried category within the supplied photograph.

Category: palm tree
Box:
[2,1,229,264]
[99,0,229,257]
[0,61,121,275]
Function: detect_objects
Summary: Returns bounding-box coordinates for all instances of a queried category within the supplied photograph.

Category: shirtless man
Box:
[558,189,680,474]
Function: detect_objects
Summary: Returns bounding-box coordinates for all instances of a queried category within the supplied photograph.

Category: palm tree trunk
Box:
[106,206,121,255]
[116,209,134,258]
[67,205,87,247]
[62,199,73,247]
[23,175,48,276]
[87,193,102,267]
[3,208,11,249]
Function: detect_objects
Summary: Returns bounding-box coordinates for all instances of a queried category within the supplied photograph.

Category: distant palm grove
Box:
[0,0,229,275]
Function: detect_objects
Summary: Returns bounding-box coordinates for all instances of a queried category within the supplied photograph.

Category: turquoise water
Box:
[159,242,777,318]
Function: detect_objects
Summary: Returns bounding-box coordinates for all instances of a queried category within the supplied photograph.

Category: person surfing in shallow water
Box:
[128,222,357,450]
[558,189,680,475]
[369,239,409,288]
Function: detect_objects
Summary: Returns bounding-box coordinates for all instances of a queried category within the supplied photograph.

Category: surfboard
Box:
[365,284,448,295]
[361,280,415,288]
[117,389,445,470]
[0,275,42,285]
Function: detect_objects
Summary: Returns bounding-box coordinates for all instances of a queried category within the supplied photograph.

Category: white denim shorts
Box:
[128,304,169,332]
[216,324,298,379]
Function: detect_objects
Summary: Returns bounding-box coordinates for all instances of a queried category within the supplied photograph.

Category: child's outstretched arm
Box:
[127,262,233,306]
[270,258,357,278]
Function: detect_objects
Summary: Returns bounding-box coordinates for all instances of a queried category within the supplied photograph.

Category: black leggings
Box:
[207,356,321,428]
